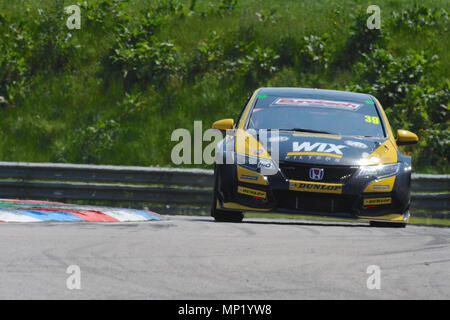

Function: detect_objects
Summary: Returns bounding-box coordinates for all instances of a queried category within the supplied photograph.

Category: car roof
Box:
[257,87,372,103]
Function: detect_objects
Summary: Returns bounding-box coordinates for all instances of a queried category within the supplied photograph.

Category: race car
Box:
[211,88,418,227]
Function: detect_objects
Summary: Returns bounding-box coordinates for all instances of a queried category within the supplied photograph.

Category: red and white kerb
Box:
[272,98,362,111]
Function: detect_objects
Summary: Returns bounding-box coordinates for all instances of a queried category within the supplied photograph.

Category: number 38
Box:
[365,115,379,124]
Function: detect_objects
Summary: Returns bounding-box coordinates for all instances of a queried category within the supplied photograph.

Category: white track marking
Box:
[0,209,41,222]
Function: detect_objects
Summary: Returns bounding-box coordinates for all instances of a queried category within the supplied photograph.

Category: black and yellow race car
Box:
[211,88,418,227]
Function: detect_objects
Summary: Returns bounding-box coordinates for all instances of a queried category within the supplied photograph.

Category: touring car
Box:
[211,88,418,227]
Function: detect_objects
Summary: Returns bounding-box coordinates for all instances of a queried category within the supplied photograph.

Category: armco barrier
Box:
[0,162,447,217]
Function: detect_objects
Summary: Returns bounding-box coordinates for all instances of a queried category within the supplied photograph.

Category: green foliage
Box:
[349,49,449,169]
[188,25,279,87]
[414,124,449,169]
[0,0,448,172]
[298,34,331,73]
[350,49,432,108]
[275,35,302,68]
[392,2,448,30]
[0,45,27,104]
[337,11,385,67]
[117,92,147,121]
[255,8,279,25]
[101,9,180,90]
[56,119,122,164]
[228,46,280,86]
[77,0,131,30]
[200,0,239,18]
[0,4,80,105]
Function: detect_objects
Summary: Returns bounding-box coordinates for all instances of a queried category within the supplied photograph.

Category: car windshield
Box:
[247,95,385,137]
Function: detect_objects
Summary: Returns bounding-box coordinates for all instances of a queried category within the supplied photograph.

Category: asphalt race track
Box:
[0,215,449,299]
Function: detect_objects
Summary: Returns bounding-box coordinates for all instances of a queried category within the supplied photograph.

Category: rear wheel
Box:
[211,165,243,223]
[369,221,407,228]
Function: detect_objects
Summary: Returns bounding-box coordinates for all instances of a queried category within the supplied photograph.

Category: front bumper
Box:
[216,163,411,223]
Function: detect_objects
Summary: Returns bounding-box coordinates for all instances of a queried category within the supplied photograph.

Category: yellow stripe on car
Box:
[222,202,271,211]
[292,133,342,140]
[357,213,406,222]
[235,129,272,159]
[237,90,259,129]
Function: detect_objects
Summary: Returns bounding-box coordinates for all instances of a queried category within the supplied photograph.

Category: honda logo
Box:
[309,168,324,180]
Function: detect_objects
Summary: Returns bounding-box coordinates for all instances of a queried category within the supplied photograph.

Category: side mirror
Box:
[397,129,418,146]
[212,118,234,131]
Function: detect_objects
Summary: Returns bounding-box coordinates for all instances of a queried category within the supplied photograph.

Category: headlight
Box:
[358,163,400,179]
[236,153,277,175]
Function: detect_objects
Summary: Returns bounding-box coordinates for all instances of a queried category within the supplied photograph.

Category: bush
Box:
[188,31,226,80]
[56,119,122,164]
[255,8,279,25]
[392,3,448,30]
[0,46,28,105]
[102,10,180,90]
[413,124,450,170]
[298,34,331,74]
[188,25,279,88]
[350,49,432,108]
[336,12,385,67]
[77,0,131,30]
[0,6,79,105]
[200,0,239,18]
[117,92,147,121]
[274,35,302,69]
[230,46,279,86]
[349,49,448,169]
[28,6,80,74]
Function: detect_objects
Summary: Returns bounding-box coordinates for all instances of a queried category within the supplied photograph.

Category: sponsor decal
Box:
[363,197,392,206]
[237,165,268,185]
[345,140,368,149]
[240,174,258,181]
[285,155,342,163]
[237,186,267,199]
[363,176,396,193]
[272,98,362,111]
[289,180,343,194]
[257,161,272,169]
[289,141,347,158]
[364,115,380,124]
[309,168,324,180]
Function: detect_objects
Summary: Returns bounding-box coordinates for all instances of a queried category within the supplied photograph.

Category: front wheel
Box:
[211,165,243,223]
[212,208,244,223]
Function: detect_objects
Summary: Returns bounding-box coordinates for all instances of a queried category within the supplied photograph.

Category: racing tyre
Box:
[211,165,243,223]
[369,221,407,228]
[212,209,244,223]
